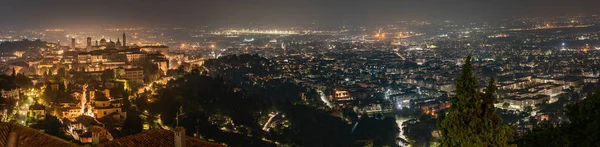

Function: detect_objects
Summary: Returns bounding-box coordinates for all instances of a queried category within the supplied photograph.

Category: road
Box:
[317,89,333,108]
[396,116,409,147]
[262,112,280,131]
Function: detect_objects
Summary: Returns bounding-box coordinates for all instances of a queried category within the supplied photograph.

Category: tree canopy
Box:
[437,56,514,146]
[0,39,46,53]
[516,91,600,146]
[138,54,398,146]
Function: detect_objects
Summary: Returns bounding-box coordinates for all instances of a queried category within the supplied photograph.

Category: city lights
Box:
[0,1,599,146]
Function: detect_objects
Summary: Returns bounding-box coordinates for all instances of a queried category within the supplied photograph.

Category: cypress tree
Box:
[438,56,513,146]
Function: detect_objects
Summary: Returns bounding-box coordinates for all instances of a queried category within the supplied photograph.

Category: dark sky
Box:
[0,0,598,28]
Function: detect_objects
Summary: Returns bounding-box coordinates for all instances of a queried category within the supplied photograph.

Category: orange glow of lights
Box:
[583,44,590,52]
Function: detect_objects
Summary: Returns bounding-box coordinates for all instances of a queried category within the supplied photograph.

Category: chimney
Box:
[174,127,186,147]
[7,131,18,147]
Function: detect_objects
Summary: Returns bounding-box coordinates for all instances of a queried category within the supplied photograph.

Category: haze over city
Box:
[2,0,600,28]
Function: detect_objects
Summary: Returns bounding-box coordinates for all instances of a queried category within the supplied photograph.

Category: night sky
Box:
[0,0,598,28]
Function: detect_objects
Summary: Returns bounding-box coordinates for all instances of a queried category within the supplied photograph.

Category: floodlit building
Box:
[28,103,46,120]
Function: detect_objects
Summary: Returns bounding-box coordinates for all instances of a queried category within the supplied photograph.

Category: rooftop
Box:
[0,122,224,147]
[95,129,224,147]
[29,103,45,110]
[0,123,79,147]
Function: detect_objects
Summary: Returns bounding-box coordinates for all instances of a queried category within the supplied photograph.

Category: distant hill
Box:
[0,39,47,53]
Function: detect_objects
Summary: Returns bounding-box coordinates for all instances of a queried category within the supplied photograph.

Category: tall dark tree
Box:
[57,67,66,78]
[353,115,399,146]
[14,73,32,89]
[101,69,115,82]
[42,83,54,103]
[58,82,66,92]
[43,114,70,140]
[437,56,513,146]
[122,90,131,110]
[122,112,143,136]
[404,115,436,146]
[480,77,513,145]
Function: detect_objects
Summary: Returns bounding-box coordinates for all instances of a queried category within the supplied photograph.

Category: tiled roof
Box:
[0,123,79,147]
[95,129,224,147]
[0,123,223,147]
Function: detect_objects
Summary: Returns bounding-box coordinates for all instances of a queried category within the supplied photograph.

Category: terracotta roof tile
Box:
[95,129,224,147]
[0,122,223,147]
[0,123,79,147]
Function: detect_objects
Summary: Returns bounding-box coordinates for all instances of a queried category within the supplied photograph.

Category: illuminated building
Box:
[13,51,24,58]
[92,95,125,120]
[147,53,169,74]
[28,103,46,120]
[77,53,92,64]
[61,105,83,119]
[503,95,550,110]
[153,58,168,75]
[125,52,146,62]
[334,90,352,101]
[120,68,144,84]
[140,45,169,55]
[0,88,19,100]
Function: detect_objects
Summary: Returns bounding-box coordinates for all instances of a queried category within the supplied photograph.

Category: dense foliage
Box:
[143,54,399,146]
[437,56,514,146]
[0,72,32,90]
[352,115,399,146]
[0,39,46,53]
[203,54,281,85]
[42,82,77,105]
[516,91,600,146]
[148,72,355,146]
[404,115,437,146]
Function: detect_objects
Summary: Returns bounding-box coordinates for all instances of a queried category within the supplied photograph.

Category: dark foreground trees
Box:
[437,56,513,146]
[139,54,404,146]
[516,91,600,146]
[148,72,353,146]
